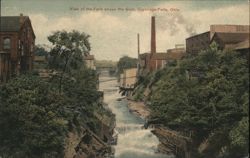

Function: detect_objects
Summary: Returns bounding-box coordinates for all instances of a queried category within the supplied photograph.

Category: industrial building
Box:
[186,25,249,54]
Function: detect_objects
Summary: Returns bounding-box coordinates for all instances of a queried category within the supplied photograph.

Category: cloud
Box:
[28,3,249,61]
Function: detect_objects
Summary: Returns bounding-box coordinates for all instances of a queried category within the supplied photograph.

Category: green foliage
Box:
[34,45,49,57]
[0,75,67,157]
[48,30,91,72]
[0,69,102,158]
[0,28,112,158]
[229,117,249,151]
[117,56,137,75]
[95,60,117,68]
[0,30,106,157]
[147,44,249,157]
[47,30,92,93]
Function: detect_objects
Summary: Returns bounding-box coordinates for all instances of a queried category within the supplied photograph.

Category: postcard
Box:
[0,0,249,158]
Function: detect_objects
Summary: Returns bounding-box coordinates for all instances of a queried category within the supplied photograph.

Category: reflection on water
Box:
[99,72,174,158]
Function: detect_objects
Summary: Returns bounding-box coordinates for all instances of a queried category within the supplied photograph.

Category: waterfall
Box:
[99,73,174,158]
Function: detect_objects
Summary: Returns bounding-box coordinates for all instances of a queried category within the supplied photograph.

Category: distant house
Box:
[84,54,96,70]
[0,14,36,82]
[186,25,249,54]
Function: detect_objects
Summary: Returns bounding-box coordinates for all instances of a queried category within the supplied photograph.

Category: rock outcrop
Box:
[152,126,193,158]
[64,109,115,158]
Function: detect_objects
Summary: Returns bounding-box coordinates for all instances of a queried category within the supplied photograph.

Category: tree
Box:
[0,70,102,158]
[0,30,111,158]
[48,30,91,93]
[34,45,49,57]
[147,44,249,157]
[117,56,137,75]
[0,75,68,157]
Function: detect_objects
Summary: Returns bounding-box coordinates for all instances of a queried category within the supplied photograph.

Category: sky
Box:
[1,0,249,61]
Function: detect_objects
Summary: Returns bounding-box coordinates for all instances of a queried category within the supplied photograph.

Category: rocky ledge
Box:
[126,99,150,119]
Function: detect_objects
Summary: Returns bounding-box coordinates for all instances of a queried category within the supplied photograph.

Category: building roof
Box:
[34,56,46,62]
[234,39,250,50]
[224,39,250,50]
[186,31,210,40]
[84,54,95,60]
[139,53,150,59]
[167,48,185,53]
[0,16,26,32]
[151,53,169,60]
[0,15,36,38]
[211,32,249,44]
[167,51,186,60]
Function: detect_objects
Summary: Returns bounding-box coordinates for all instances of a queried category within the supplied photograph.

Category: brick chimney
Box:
[151,16,156,54]
[19,13,25,25]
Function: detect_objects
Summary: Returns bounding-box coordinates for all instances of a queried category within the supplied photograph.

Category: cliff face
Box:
[64,128,113,158]
[151,126,195,158]
[64,118,113,158]
[64,106,116,158]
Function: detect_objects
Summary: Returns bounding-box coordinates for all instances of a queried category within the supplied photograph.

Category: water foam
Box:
[99,75,173,158]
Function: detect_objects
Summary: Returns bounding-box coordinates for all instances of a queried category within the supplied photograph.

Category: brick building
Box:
[0,14,35,82]
[138,17,169,74]
[186,31,210,54]
[186,25,249,54]
[138,16,186,75]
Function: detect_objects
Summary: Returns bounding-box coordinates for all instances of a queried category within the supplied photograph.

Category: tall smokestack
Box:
[137,33,140,58]
[151,16,156,54]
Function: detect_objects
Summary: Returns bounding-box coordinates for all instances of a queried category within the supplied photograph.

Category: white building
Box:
[120,68,137,89]
[84,54,96,70]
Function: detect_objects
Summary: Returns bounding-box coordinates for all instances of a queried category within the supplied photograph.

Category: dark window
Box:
[21,43,24,56]
[3,38,11,49]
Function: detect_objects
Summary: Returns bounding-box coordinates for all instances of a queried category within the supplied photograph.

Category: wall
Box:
[186,32,210,54]
[0,53,11,82]
[124,68,137,88]
[210,25,250,38]
[19,18,35,72]
[120,73,124,87]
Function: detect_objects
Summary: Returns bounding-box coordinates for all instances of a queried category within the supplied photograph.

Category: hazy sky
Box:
[1,0,249,61]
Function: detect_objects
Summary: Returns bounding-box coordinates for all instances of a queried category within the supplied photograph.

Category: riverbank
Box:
[126,99,150,119]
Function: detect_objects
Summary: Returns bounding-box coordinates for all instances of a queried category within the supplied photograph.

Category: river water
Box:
[99,72,173,158]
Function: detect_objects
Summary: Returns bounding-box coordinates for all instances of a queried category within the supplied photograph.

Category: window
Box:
[21,44,24,56]
[30,43,34,52]
[18,40,21,49]
[27,28,30,38]
[3,38,11,49]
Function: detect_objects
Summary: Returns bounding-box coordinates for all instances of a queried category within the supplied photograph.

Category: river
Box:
[99,71,174,158]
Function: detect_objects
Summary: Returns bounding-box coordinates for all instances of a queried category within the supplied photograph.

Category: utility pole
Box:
[0,0,2,18]
[137,33,140,58]
[137,33,140,79]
